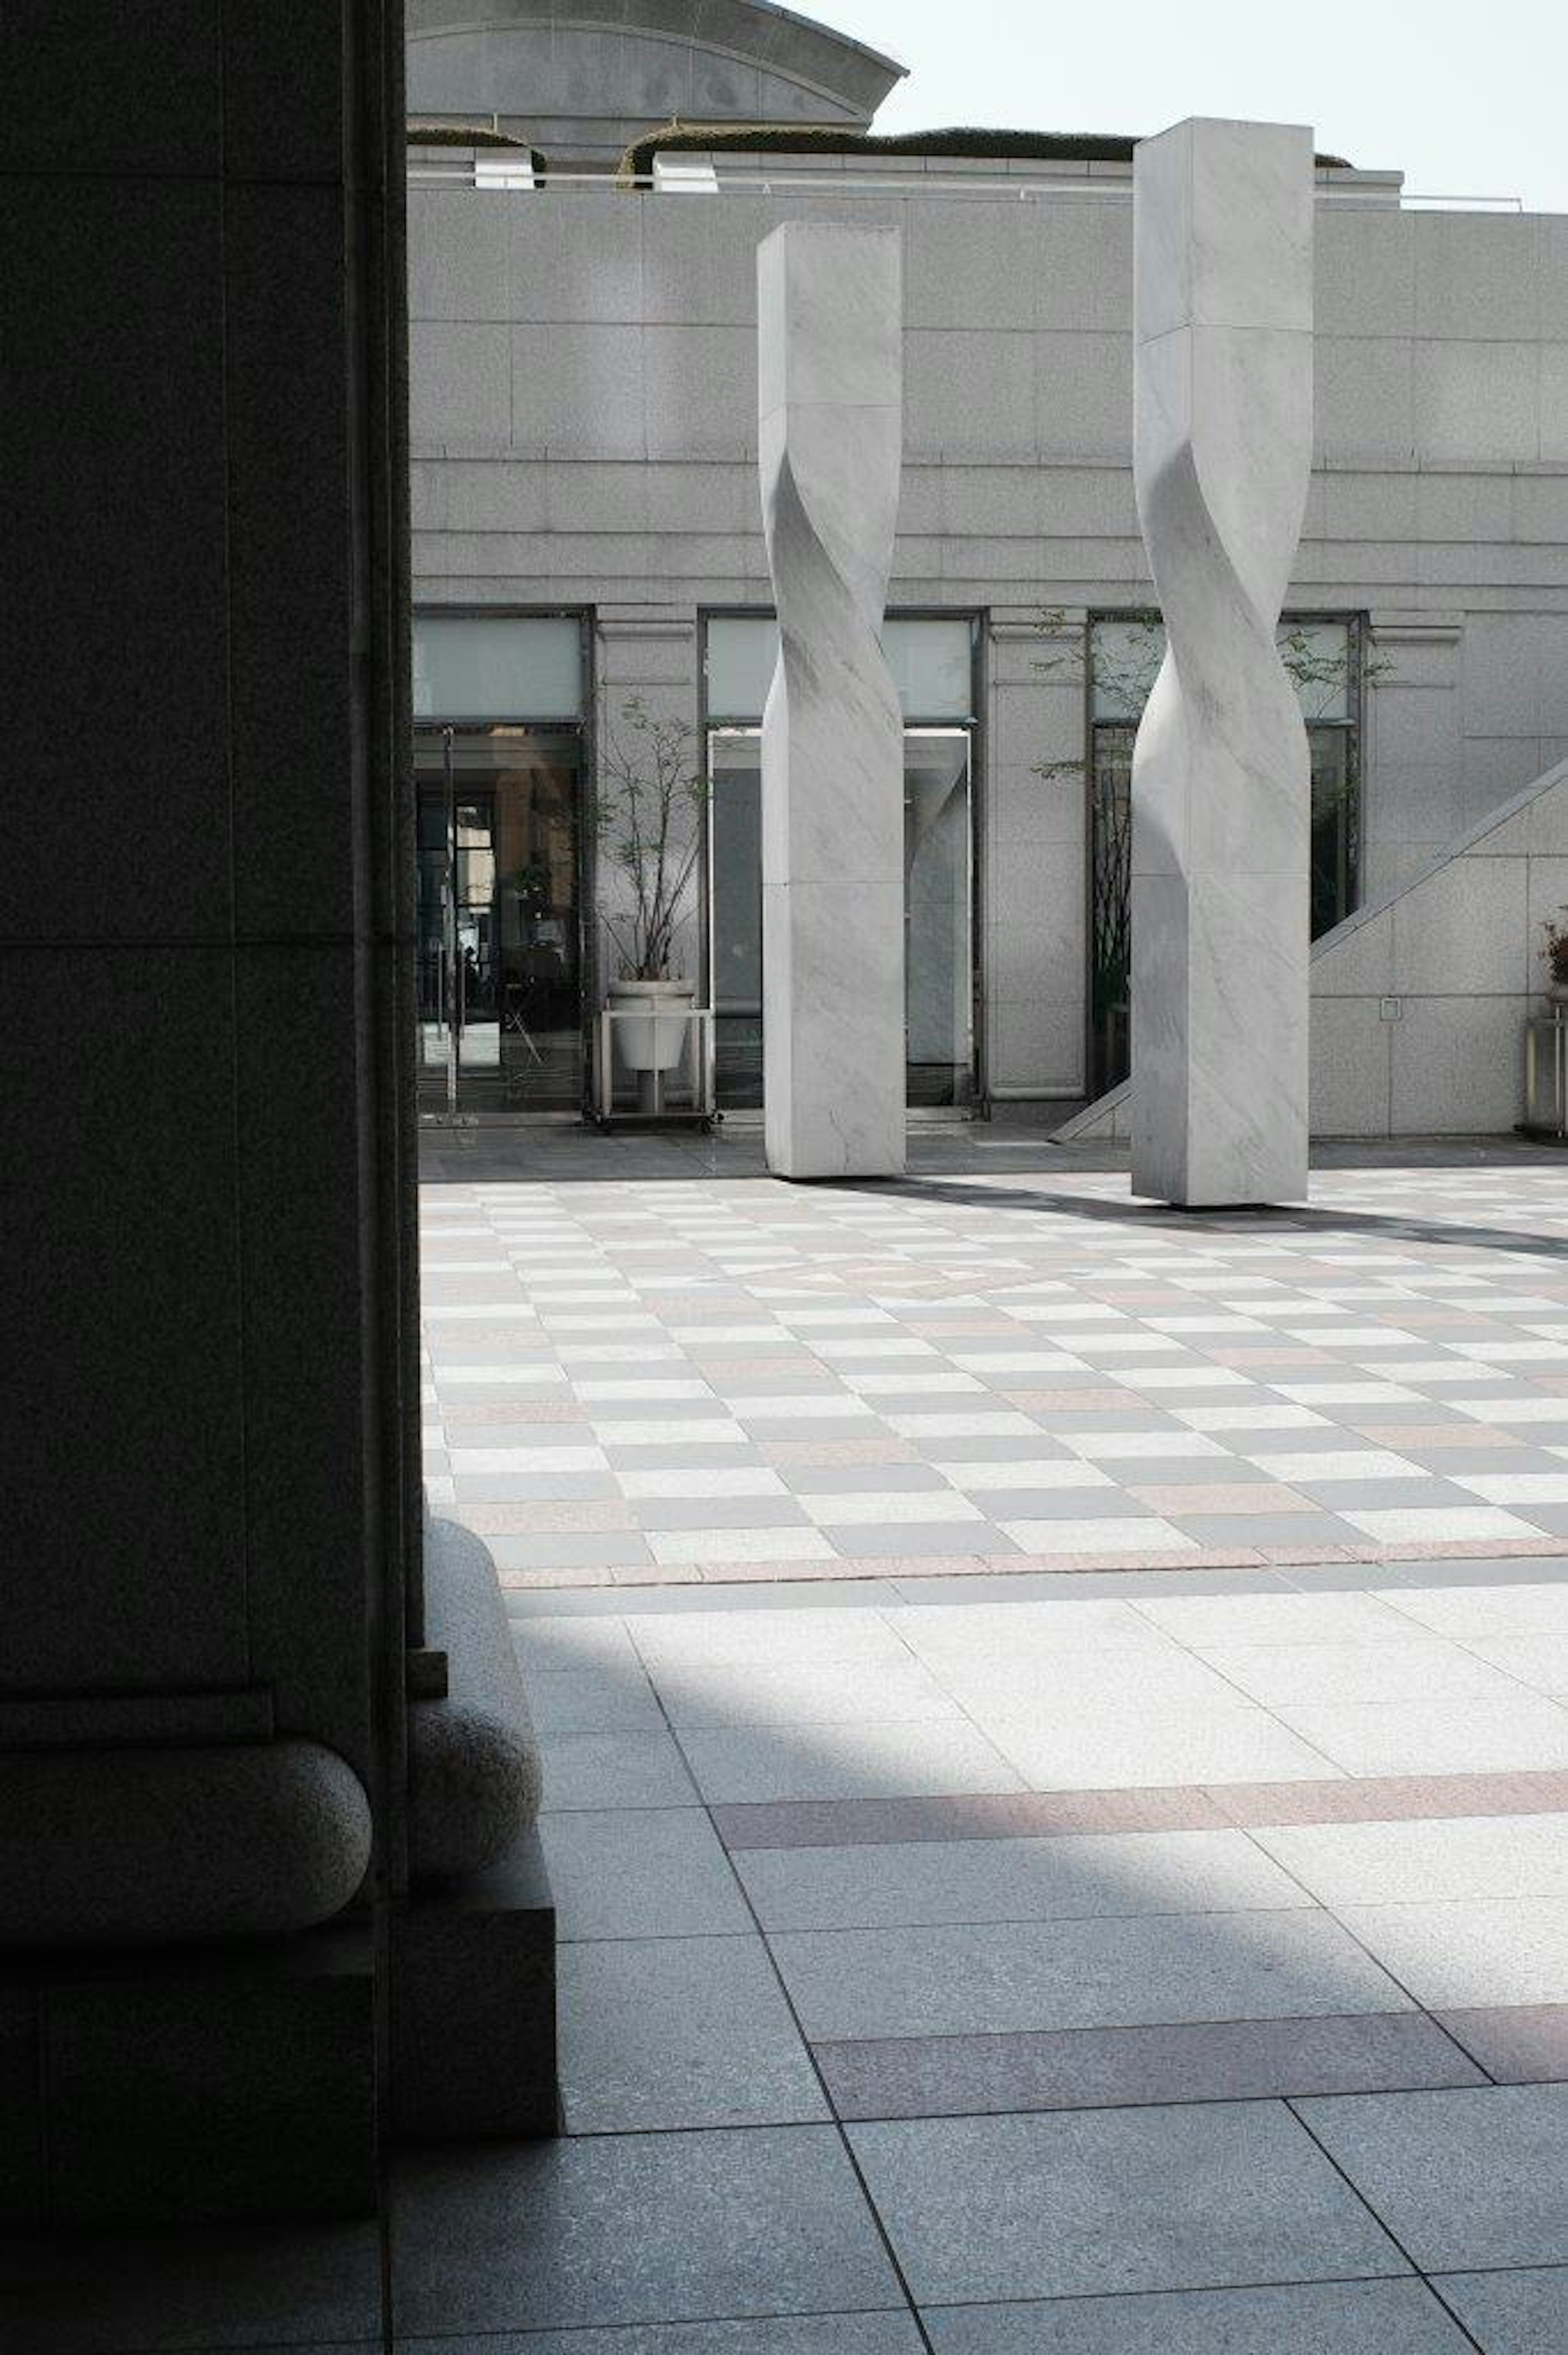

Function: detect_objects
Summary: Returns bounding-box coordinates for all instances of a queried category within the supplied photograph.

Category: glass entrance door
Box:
[904,729,975,1107]
[706,727,976,1111]
[414,725,586,1113]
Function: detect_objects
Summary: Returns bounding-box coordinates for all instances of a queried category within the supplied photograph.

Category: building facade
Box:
[406,0,1568,1127]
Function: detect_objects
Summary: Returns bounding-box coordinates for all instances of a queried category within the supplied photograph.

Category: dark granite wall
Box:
[0,0,419,2222]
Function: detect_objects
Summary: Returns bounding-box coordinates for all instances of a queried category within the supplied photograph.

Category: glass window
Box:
[413,615,582,720]
[705,618,778,723]
[886,620,974,719]
[706,726,975,1111]
[413,727,586,1113]
[1088,617,1354,725]
[1085,613,1363,1095]
[705,616,973,724]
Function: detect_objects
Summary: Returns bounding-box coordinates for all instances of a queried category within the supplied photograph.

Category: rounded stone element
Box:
[408,1516,543,1883]
[0,1739,373,1950]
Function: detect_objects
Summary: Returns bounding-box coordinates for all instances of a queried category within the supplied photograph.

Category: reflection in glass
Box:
[708,732,764,1107]
[905,731,974,1106]
[706,727,975,1111]
[414,726,584,1111]
[1086,615,1364,1095]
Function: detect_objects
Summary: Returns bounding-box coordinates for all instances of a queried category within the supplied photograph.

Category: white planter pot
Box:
[607,979,695,1074]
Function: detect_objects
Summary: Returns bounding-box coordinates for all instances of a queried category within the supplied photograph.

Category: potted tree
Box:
[1541,908,1568,1008]
[595,697,708,1098]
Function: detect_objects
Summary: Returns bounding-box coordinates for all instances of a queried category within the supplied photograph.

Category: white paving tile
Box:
[1341,1506,1547,1544]
[648,1528,837,1567]
[999,1518,1198,1557]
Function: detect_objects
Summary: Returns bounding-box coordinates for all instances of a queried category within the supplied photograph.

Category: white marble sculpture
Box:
[757,220,905,1180]
[1130,118,1315,1206]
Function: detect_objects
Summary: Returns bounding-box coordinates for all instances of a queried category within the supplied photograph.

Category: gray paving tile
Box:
[523,1667,666,1732]
[847,2102,1406,2304]
[1172,1512,1359,1550]
[735,1827,1309,1932]
[1296,2084,1568,2270]
[395,2319,927,2353]
[559,1934,826,2131]
[0,2219,381,2353]
[511,1613,639,1669]
[936,1648,1256,1714]
[490,1532,655,1571]
[538,1730,697,1810]
[1193,1639,1527,1707]
[1432,2266,1568,2354]
[540,1808,751,1939]
[781,1465,971,1494]
[768,1910,1411,2042]
[1273,1695,1568,1779]
[390,2129,903,2335]
[1439,2004,1568,2083]
[817,2011,1483,2121]
[978,1701,1341,1790]
[677,1719,1022,1805]
[633,1500,813,1532]
[920,2277,1472,2352]
[1333,1898,1568,2009]
[1250,1814,1568,1904]
[651,1658,960,1729]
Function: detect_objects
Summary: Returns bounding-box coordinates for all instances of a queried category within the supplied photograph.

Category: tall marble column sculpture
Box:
[757,221,905,1179]
[1130,118,1315,1206]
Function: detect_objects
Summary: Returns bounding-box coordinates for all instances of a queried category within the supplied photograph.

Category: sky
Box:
[820,0,1568,216]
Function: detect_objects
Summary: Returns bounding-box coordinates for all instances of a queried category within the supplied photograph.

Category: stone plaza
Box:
[11,1130,1568,2348]
[10,0,1568,2341]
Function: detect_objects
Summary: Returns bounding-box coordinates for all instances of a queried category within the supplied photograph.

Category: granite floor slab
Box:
[1250,1812,1568,1903]
[1295,2084,1568,2271]
[768,1910,1412,2042]
[919,2277,1474,2353]
[406,1151,1568,2353]
[846,2102,1407,2304]
[390,2131,903,2336]
[1437,2004,1568,2081]
[1431,2265,1568,2354]
[539,1808,751,1940]
[733,1827,1310,1932]
[558,1934,826,2132]
[675,1719,1022,1805]
[394,2322,928,2354]
[815,2010,1483,2121]
[1332,1896,1568,2008]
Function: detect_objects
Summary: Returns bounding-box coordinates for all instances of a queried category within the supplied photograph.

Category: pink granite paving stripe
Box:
[812,2012,1486,2123]
[710,1787,1236,1851]
[1436,2005,1568,2084]
[439,1401,587,1426]
[497,1566,617,1591]
[1212,1769,1568,1827]
[713,1769,1568,1852]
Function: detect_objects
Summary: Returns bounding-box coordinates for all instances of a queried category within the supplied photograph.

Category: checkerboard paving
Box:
[421,1164,1568,1587]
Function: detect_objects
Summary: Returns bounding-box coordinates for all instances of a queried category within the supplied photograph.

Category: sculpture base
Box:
[390,1824,559,2139]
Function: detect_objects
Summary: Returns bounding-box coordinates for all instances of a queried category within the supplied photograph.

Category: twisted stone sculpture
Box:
[757,220,905,1179]
[1130,119,1315,1206]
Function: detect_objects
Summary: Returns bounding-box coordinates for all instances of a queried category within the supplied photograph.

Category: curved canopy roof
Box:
[406,0,908,152]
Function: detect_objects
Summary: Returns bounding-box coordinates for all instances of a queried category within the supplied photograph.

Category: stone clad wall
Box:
[408,178,1568,1104]
[0,0,421,2224]
[1058,755,1568,1142]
